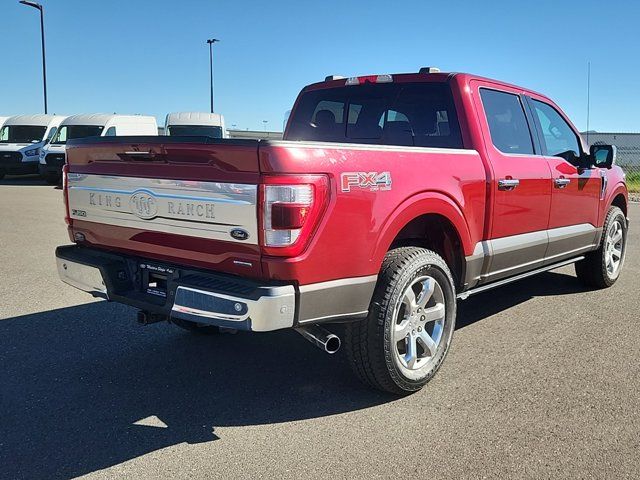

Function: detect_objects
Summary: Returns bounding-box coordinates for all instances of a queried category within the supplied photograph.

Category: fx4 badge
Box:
[341,172,392,192]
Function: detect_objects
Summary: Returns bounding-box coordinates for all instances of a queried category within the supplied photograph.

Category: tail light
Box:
[260,175,329,257]
[62,163,72,227]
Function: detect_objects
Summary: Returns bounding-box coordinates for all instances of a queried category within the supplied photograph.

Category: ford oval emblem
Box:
[230,228,249,241]
[130,191,158,220]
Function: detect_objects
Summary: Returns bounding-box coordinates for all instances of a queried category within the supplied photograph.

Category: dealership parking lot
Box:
[1,178,639,479]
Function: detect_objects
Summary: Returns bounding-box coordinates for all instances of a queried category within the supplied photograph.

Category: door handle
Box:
[554,178,571,188]
[498,178,520,191]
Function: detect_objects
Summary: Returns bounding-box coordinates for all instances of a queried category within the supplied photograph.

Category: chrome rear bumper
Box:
[56,257,109,299]
[171,284,295,331]
[55,246,296,331]
[55,245,373,332]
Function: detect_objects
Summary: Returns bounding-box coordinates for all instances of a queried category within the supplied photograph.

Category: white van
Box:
[0,114,66,179]
[39,114,158,183]
[164,112,227,138]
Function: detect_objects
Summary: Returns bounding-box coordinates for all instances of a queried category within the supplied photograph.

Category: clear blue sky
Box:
[1,0,638,132]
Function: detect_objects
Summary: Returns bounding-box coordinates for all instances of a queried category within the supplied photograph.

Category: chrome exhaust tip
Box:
[295,325,341,354]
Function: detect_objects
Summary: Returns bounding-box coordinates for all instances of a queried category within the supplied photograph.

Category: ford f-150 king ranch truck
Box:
[55,68,628,394]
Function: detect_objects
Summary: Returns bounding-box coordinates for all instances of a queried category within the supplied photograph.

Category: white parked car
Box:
[0,114,66,180]
[164,112,227,138]
[39,114,158,184]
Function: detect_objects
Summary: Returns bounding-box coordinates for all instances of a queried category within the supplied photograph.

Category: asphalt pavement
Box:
[1,176,638,479]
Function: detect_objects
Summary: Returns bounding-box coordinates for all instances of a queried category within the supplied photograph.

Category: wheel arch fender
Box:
[606,182,629,218]
[371,191,474,270]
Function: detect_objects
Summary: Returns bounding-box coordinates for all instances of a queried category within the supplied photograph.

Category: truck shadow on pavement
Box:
[0,270,586,479]
[456,269,588,329]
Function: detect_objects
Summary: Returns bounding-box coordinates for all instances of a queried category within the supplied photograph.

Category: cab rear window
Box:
[286,82,463,148]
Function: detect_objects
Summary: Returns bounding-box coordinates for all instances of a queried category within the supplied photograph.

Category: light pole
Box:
[206,38,219,113]
[20,1,48,114]
[262,120,268,132]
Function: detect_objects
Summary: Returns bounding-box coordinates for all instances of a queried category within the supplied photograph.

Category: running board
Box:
[457,256,585,300]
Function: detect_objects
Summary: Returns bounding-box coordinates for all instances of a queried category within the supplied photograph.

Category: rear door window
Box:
[287,82,463,148]
[480,89,534,155]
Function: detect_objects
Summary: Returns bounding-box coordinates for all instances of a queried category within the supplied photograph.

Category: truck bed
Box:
[65,136,487,284]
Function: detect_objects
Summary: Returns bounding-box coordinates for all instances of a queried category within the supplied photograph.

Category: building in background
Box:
[581,132,640,169]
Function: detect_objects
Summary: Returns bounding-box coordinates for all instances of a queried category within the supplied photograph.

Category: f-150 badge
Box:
[341,172,392,192]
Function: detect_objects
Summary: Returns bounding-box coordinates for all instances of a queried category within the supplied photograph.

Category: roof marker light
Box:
[376,74,393,83]
[345,74,393,86]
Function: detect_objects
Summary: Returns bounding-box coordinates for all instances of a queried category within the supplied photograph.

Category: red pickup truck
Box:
[56,68,629,394]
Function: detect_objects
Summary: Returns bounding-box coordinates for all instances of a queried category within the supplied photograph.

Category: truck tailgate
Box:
[65,137,263,277]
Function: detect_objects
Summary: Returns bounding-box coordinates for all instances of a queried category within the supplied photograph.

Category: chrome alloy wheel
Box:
[605,219,625,277]
[392,275,446,378]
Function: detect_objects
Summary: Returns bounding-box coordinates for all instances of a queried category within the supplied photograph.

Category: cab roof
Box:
[165,112,224,126]
[60,114,156,126]
[4,114,67,126]
[305,70,550,101]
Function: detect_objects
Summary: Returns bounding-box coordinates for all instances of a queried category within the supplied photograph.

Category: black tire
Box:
[44,173,61,185]
[575,205,627,288]
[170,318,220,335]
[345,247,457,395]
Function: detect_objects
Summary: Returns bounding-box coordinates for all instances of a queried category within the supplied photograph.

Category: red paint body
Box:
[64,72,628,288]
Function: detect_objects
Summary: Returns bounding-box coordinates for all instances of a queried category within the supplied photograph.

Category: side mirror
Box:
[590,144,617,169]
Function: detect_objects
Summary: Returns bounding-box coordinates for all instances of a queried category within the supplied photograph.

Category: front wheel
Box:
[575,205,627,288]
[345,247,457,395]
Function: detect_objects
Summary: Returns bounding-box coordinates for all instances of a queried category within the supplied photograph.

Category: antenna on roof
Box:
[586,61,591,146]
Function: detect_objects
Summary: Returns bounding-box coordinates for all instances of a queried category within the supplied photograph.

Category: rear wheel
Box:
[345,247,456,395]
[170,318,220,335]
[575,205,627,288]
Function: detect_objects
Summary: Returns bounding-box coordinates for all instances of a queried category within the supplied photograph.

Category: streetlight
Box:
[19,0,48,114]
[206,38,219,113]
[262,120,268,132]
